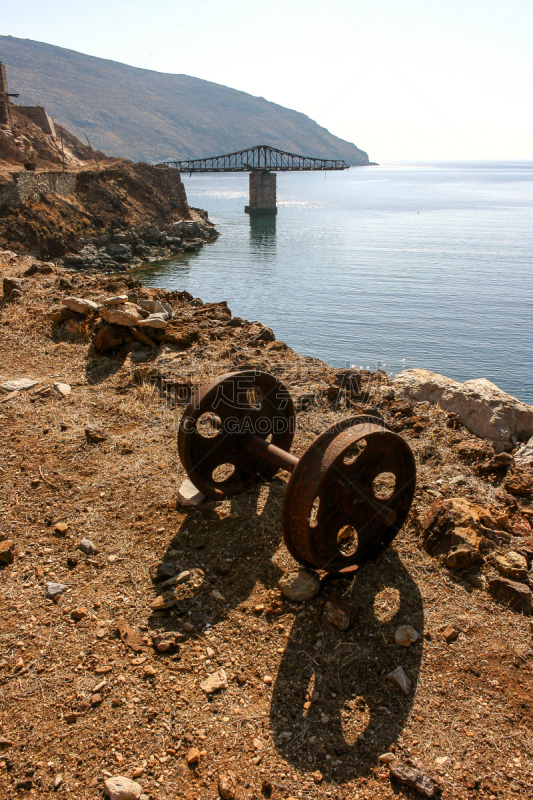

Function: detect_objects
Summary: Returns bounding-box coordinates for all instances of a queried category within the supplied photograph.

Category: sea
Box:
[136,162,533,404]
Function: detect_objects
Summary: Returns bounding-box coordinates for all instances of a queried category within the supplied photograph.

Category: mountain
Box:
[0,36,369,166]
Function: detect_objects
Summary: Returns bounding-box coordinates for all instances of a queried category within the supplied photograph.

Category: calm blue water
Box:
[137,162,533,403]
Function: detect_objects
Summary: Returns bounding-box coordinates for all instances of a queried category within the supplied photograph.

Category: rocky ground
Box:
[1,250,533,800]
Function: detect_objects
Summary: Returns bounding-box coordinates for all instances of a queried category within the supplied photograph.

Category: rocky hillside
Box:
[0,106,106,170]
[0,160,216,260]
[0,35,370,165]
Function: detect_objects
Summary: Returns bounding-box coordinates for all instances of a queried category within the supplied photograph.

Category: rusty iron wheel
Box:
[178,369,295,499]
[281,416,416,574]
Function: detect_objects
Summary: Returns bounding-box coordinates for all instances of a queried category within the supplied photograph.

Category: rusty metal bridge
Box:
[165,145,348,215]
[164,144,348,173]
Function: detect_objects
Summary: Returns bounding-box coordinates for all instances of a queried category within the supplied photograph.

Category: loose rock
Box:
[149,562,177,584]
[443,626,460,642]
[322,594,350,630]
[104,775,142,800]
[116,619,146,652]
[494,551,528,581]
[387,666,411,694]
[394,625,419,646]
[79,537,98,555]
[54,522,69,537]
[53,382,71,396]
[0,540,14,564]
[85,427,108,444]
[3,276,25,297]
[503,471,533,497]
[177,478,205,507]
[515,436,533,468]
[45,582,67,600]
[218,770,237,799]
[421,497,507,569]
[476,452,514,473]
[200,669,228,694]
[100,302,145,327]
[138,313,168,329]
[63,297,99,315]
[390,759,437,798]
[71,607,88,621]
[1,379,41,392]
[150,591,177,610]
[152,632,180,653]
[93,323,131,353]
[187,748,200,765]
[278,568,320,601]
[210,556,231,575]
[489,577,533,614]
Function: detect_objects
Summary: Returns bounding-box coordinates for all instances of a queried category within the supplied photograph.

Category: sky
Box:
[3,0,533,162]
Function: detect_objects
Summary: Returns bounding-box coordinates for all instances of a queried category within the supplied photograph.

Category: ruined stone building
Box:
[0,62,56,137]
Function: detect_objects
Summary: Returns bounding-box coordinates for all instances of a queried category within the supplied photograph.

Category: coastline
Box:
[1,251,533,798]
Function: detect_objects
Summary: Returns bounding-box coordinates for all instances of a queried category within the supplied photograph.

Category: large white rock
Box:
[392,369,533,445]
[104,776,142,800]
[99,302,144,327]
[63,297,99,315]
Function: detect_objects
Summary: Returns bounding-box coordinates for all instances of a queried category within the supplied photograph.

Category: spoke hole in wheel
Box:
[197,413,219,439]
[212,463,235,482]
[338,524,358,556]
[343,439,367,465]
[247,387,264,410]
[373,471,396,500]
[309,496,320,527]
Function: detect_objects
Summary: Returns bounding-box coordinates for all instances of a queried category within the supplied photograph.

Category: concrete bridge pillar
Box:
[245,170,277,215]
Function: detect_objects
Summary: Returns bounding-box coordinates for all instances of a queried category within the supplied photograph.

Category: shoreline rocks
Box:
[393,369,533,447]
[61,215,218,273]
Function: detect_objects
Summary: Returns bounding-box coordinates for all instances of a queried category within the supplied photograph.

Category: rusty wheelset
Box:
[178,370,416,575]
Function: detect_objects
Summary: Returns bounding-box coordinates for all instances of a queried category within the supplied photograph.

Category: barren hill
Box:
[0,35,370,165]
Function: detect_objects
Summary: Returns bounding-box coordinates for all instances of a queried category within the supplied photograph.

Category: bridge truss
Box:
[165,145,348,173]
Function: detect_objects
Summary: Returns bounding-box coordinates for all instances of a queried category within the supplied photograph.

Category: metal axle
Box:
[212,415,298,470]
[213,416,396,526]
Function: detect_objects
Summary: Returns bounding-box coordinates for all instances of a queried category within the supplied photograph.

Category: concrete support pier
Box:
[245,170,277,215]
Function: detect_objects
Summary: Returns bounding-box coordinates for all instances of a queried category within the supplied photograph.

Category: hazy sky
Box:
[3,0,533,161]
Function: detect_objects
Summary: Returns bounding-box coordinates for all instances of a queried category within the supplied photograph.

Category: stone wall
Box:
[0,171,76,207]
[15,106,56,137]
